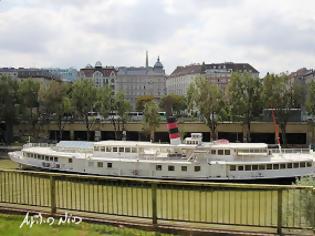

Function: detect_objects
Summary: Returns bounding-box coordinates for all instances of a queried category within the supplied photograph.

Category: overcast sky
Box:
[0,0,315,76]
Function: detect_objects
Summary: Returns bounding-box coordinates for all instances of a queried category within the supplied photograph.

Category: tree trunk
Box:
[150,129,155,142]
[84,115,90,141]
[280,123,287,146]
[58,115,63,141]
[247,121,251,143]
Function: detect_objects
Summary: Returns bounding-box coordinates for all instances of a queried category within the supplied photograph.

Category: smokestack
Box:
[167,116,181,145]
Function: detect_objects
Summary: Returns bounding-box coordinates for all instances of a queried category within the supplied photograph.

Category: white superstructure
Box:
[8,133,314,181]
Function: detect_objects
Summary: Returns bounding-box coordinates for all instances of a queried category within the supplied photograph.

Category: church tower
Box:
[145,50,149,68]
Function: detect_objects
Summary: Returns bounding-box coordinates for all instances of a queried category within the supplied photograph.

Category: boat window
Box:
[258,165,266,170]
[211,150,216,155]
[49,156,54,162]
[245,165,251,171]
[168,165,175,171]
[267,164,272,170]
[107,163,112,168]
[45,156,49,161]
[125,147,131,153]
[54,157,58,162]
[287,163,292,168]
[156,165,162,171]
[41,156,44,160]
[252,165,258,170]
[280,164,286,169]
[230,165,236,171]
[101,146,105,152]
[194,166,201,172]
[238,166,244,171]
[132,147,137,153]
[218,150,224,155]
[225,150,230,155]
[56,164,60,168]
[300,162,306,168]
[181,166,187,172]
[273,164,279,170]
[307,162,312,167]
[106,147,111,152]
[68,158,72,163]
[293,163,299,168]
[94,146,99,152]
[97,162,103,168]
[119,147,124,152]
[113,147,118,152]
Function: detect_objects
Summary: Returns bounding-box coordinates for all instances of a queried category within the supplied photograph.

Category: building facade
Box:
[166,62,259,96]
[48,68,78,82]
[79,61,116,91]
[116,53,167,109]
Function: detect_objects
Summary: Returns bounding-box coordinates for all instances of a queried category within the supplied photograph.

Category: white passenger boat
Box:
[8,125,315,181]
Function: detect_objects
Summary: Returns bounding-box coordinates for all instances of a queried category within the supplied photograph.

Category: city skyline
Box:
[0,0,315,75]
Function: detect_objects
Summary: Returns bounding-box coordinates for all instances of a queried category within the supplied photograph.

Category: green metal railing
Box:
[0,169,314,234]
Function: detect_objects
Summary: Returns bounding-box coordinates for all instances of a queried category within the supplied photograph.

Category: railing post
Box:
[50,175,56,215]
[312,188,315,232]
[151,183,157,226]
[277,189,283,235]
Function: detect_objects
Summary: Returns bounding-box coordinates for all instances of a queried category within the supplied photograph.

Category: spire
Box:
[145,50,148,68]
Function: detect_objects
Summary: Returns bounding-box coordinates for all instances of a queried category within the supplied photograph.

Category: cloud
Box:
[0,0,314,76]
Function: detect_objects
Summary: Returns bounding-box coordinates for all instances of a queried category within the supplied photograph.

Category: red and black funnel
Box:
[167,116,181,145]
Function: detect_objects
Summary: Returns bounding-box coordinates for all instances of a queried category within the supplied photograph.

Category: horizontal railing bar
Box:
[0,168,312,190]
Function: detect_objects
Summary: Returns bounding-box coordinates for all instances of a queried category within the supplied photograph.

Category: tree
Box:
[71,79,98,141]
[187,76,224,141]
[263,73,291,145]
[227,72,263,142]
[159,94,186,116]
[96,86,112,121]
[0,75,19,143]
[136,95,155,111]
[143,101,160,141]
[39,81,72,141]
[109,91,131,140]
[306,81,315,116]
[18,79,41,141]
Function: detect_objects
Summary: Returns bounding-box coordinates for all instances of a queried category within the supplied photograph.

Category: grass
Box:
[0,213,172,236]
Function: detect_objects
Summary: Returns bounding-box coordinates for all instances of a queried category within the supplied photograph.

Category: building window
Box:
[97,162,103,168]
[168,165,175,171]
[156,165,162,171]
[107,163,112,168]
[181,166,187,172]
[194,166,201,172]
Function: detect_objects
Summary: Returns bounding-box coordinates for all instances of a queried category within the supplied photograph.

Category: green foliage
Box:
[136,95,155,111]
[143,101,161,141]
[18,79,41,140]
[0,75,19,143]
[263,73,292,144]
[71,79,98,140]
[109,91,131,140]
[187,76,224,140]
[159,94,186,116]
[306,81,315,116]
[96,86,112,120]
[227,72,263,142]
[39,81,72,140]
